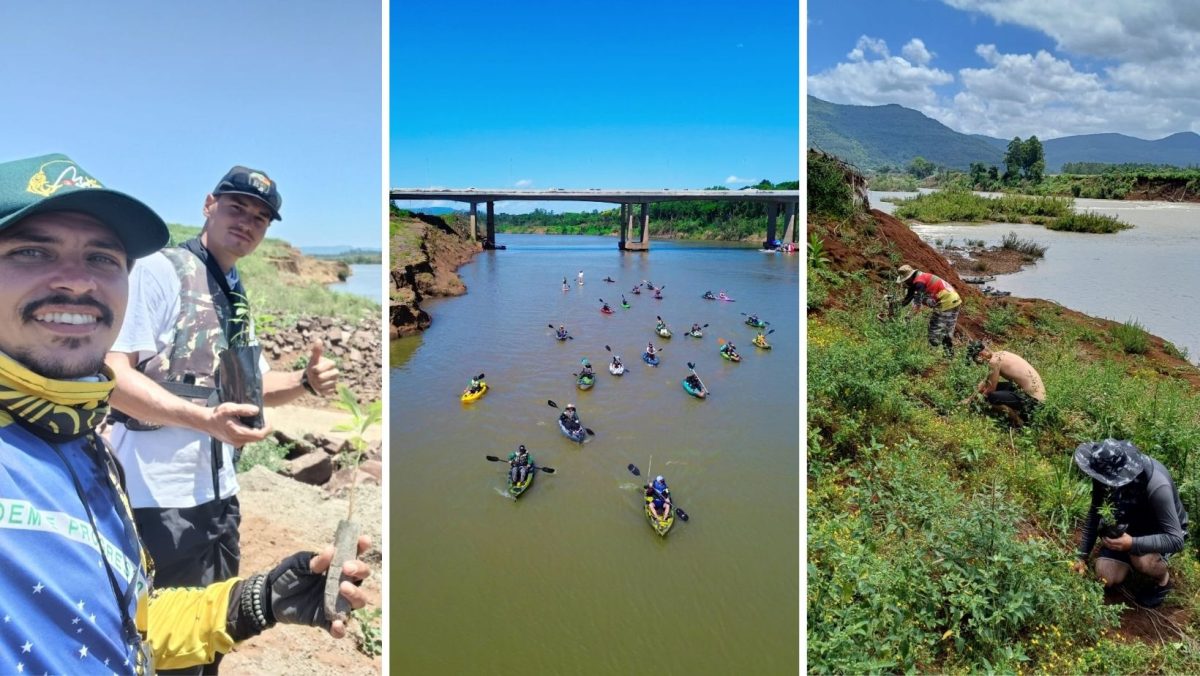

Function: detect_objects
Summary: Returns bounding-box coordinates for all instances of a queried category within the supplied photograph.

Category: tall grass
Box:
[1046,212,1133,233]
[999,231,1048,258]
[893,189,1070,223]
[809,275,1200,673]
[1111,318,1150,354]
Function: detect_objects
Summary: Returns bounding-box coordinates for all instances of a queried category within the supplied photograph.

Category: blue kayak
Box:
[559,418,587,443]
[642,352,660,367]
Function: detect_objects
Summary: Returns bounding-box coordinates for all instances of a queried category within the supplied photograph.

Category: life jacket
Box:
[111,244,238,429]
[911,272,961,310]
[652,479,668,494]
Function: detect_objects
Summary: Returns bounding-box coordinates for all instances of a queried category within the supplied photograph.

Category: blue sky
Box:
[390,0,799,213]
[0,1,382,249]
[808,0,1200,140]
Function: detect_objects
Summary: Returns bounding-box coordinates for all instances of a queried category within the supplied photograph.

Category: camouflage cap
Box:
[0,154,168,259]
[1074,439,1145,488]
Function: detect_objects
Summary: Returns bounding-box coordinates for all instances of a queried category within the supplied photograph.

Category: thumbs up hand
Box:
[301,339,339,397]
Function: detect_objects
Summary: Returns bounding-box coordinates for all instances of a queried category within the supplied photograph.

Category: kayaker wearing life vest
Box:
[684,373,704,392]
[556,324,568,340]
[691,323,703,334]
[720,342,739,359]
[646,475,672,519]
[579,359,595,379]
[896,264,962,357]
[703,291,716,300]
[646,342,658,358]
[611,355,623,371]
[508,445,534,485]
[601,301,613,313]
[467,376,483,395]
[559,404,581,430]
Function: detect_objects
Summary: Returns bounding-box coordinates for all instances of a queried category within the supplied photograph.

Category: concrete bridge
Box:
[388,188,799,251]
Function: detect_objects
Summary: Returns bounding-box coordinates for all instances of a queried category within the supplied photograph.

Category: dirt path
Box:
[219,407,384,674]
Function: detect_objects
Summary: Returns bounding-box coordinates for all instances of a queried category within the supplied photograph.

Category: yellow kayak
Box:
[461,382,488,403]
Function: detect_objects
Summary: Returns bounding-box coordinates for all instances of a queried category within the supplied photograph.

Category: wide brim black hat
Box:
[1073,439,1144,487]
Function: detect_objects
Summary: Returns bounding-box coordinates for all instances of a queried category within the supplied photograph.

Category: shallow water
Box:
[390,234,799,673]
[870,191,1200,359]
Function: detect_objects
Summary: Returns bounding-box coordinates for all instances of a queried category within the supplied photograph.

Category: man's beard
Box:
[10,341,106,380]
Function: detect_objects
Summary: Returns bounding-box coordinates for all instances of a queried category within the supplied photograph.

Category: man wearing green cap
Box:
[0,153,370,674]
[103,167,341,624]
[1071,439,1187,608]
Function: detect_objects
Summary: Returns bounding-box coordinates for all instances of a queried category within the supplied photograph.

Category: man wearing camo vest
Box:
[104,166,340,673]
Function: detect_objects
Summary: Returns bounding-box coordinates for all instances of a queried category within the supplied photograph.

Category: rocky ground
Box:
[260,314,383,408]
[389,212,480,338]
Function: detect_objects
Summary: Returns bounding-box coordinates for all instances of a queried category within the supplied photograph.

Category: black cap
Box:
[212,165,282,221]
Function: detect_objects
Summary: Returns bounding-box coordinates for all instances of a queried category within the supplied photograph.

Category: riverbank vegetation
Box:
[479,180,799,241]
[167,224,377,329]
[890,189,1132,233]
[809,152,1200,673]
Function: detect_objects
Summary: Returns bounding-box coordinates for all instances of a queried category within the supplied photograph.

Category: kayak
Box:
[509,467,535,498]
[604,278,616,283]
[559,418,587,443]
[645,497,674,536]
[600,307,614,315]
[744,318,767,328]
[461,382,488,403]
[642,352,660,367]
[682,378,707,399]
[621,302,631,309]
[702,294,716,300]
[686,330,703,338]
[555,333,569,341]
[720,349,742,362]
[577,374,595,390]
[653,294,663,300]
[632,288,641,295]
[753,336,772,349]
[656,326,672,338]
[609,362,625,376]
[718,296,736,302]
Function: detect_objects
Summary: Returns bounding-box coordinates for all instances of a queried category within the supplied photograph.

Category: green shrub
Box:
[1111,318,1150,354]
[984,303,1020,335]
[238,439,292,473]
[809,153,856,220]
[1046,212,1132,233]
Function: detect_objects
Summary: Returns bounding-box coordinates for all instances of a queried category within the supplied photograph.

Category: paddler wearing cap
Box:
[1071,439,1188,608]
[0,154,370,674]
[102,165,342,664]
[895,264,962,357]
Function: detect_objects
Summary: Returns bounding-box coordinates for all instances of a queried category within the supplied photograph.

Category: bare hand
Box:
[308,535,373,638]
[206,403,271,446]
[1070,559,1088,575]
[304,340,339,397]
[1101,533,1133,552]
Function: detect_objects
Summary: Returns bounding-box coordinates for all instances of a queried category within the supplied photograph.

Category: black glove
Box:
[229,551,336,640]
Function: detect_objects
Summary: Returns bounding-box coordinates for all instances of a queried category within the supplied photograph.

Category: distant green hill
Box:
[809,96,1200,173]
[1041,132,1200,171]
[808,96,1003,171]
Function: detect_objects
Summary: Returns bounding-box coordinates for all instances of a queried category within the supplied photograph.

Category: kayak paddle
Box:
[485,455,556,473]
[686,361,708,395]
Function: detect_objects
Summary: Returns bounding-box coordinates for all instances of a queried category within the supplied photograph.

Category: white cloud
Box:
[941,1,1200,63]
[810,35,954,112]
[514,179,533,187]
[901,38,933,66]
[726,175,753,184]
[813,28,1200,139]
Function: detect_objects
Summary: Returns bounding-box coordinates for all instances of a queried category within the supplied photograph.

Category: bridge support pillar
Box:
[764,202,780,249]
[618,203,629,249]
[782,201,797,244]
[468,202,478,242]
[621,202,649,251]
[484,201,498,249]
